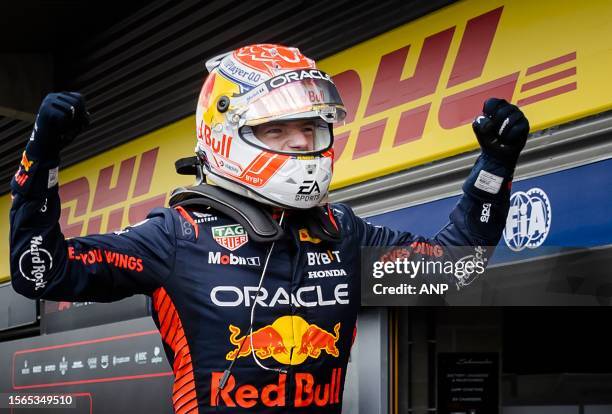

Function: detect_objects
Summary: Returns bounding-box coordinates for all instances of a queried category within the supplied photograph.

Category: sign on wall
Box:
[2,0,612,281]
[323,0,612,188]
[438,353,500,414]
[0,317,173,413]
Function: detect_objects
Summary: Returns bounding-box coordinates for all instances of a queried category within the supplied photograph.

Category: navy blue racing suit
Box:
[10,152,512,413]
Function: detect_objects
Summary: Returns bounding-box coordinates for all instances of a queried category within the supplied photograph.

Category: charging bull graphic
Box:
[226,316,341,365]
[226,324,289,360]
[297,322,340,358]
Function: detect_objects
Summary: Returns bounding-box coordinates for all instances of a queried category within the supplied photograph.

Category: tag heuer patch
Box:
[212,224,248,251]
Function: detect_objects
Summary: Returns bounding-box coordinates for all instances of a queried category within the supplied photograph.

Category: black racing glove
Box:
[27,92,90,160]
[472,98,530,169]
[11,92,90,196]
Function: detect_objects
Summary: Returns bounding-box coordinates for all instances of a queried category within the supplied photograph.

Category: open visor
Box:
[239,118,333,154]
[240,77,347,126]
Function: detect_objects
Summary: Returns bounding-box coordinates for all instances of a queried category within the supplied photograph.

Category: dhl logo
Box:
[59,147,167,238]
[330,6,578,163]
[226,315,340,366]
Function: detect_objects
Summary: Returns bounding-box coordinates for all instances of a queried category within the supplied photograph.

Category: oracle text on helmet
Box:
[266,69,335,90]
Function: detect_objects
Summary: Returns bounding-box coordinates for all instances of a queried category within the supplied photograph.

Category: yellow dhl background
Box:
[2,0,612,281]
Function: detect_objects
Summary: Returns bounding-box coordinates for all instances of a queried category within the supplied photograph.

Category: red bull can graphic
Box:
[225,315,340,365]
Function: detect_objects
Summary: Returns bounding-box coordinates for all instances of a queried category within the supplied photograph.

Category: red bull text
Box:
[210,368,343,408]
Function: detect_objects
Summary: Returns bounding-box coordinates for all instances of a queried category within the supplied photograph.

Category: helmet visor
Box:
[241,76,346,126]
[240,119,333,155]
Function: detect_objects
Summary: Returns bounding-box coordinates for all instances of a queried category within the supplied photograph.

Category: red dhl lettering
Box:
[331,6,577,162]
[331,7,506,161]
[67,247,144,272]
[59,148,166,238]
[210,368,342,408]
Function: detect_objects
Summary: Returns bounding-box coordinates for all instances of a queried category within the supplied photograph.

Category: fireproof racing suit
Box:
[10,151,512,413]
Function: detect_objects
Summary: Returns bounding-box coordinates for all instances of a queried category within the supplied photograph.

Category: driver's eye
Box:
[265,128,283,134]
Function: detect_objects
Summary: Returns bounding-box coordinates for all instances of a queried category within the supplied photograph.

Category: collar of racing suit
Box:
[169,183,342,243]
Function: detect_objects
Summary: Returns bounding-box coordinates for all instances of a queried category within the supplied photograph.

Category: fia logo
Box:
[503,188,551,252]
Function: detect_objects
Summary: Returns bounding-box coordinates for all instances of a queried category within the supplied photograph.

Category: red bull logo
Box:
[226,325,288,360]
[20,151,33,172]
[226,316,340,365]
[298,323,340,358]
[210,368,343,408]
[199,123,233,159]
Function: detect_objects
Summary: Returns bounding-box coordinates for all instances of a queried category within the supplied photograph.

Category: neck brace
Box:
[169,183,341,243]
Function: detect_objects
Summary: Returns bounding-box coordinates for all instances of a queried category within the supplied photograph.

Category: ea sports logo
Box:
[503,188,551,252]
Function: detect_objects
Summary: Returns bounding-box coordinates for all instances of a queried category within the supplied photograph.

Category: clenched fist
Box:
[11,92,90,195]
[28,92,90,160]
[472,98,530,168]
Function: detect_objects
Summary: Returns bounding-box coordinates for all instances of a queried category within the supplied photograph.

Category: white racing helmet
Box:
[195,44,346,209]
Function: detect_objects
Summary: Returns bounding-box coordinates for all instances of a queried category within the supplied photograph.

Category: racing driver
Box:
[10,44,529,413]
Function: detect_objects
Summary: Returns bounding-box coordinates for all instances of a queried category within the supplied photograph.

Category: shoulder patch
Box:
[173,206,199,241]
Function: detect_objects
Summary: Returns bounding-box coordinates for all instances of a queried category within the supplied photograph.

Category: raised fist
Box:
[29,92,90,157]
[472,98,530,167]
[12,92,90,194]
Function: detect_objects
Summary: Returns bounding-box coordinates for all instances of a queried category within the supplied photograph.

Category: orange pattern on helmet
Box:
[233,44,316,76]
[194,44,343,209]
[235,152,289,188]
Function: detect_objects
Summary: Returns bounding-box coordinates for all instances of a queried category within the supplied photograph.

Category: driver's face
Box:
[252,120,316,152]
